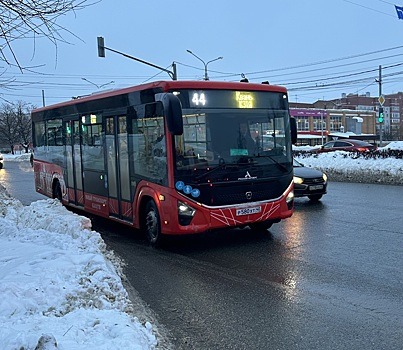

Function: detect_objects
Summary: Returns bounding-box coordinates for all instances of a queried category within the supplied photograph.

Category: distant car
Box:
[317,139,376,153]
[0,153,3,169]
[293,159,327,202]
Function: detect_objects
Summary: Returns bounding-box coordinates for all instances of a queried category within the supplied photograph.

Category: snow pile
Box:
[295,151,403,184]
[0,184,157,350]
[380,141,403,150]
[1,152,31,162]
[293,141,403,185]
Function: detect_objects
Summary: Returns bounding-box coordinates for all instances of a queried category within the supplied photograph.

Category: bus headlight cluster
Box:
[286,190,294,210]
[178,201,196,226]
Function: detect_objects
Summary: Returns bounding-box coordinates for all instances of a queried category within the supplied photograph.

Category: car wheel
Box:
[308,194,323,202]
[249,221,274,231]
[143,200,162,247]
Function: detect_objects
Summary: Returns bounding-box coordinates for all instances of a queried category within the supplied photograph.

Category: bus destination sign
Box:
[173,89,286,110]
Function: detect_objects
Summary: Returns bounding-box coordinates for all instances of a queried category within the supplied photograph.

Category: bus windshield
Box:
[174,108,292,180]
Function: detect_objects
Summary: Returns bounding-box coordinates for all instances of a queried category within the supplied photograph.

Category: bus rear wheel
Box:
[53,181,62,201]
[143,200,162,247]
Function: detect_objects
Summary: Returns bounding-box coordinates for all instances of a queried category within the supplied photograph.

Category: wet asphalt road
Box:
[0,159,45,204]
[2,160,403,349]
[100,185,403,350]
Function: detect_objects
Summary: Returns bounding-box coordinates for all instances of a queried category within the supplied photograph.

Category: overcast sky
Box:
[2,0,403,107]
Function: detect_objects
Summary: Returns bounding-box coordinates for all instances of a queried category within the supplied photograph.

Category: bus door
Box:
[105,115,132,220]
[64,119,84,206]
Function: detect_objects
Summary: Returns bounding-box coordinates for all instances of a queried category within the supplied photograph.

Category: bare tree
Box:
[15,101,34,152]
[0,101,34,153]
[0,103,18,153]
[0,0,92,70]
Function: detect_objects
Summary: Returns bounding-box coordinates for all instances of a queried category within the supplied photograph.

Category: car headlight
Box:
[293,176,304,184]
[322,173,328,182]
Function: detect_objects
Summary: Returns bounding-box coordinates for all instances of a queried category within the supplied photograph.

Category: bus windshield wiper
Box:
[256,154,289,172]
[195,159,239,180]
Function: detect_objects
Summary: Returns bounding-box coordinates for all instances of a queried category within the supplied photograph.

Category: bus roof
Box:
[32,80,288,114]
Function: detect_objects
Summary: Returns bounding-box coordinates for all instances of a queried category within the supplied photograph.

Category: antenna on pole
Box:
[97,36,177,80]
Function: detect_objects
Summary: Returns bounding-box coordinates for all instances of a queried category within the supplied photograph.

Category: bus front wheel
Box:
[143,200,162,247]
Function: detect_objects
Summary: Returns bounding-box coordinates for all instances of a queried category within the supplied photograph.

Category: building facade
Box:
[289,106,377,146]
[312,92,402,140]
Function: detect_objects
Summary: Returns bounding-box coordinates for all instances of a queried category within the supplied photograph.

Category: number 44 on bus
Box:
[32,80,297,246]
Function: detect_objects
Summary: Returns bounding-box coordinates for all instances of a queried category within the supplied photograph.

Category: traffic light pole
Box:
[378,65,383,146]
[97,37,177,80]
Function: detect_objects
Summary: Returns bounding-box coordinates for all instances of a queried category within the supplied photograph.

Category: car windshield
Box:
[351,140,371,146]
[174,108,292,171]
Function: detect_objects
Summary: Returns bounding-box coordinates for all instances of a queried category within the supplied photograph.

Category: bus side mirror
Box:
[290,117,297,145]
[156,93,183,135]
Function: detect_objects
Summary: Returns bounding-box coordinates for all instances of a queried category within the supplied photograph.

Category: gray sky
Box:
[2,0,403,107]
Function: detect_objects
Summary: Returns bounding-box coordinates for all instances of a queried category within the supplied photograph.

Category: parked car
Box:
[293,159,327,202]
[0,153,3,169]
[316,139,376,153]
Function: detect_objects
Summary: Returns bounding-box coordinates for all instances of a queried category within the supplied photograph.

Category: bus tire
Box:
[143,200,162,247]
[53,181,62,201]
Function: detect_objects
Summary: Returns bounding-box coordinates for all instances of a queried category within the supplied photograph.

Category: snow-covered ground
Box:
[1,141,402,349]
[0,185,157,349]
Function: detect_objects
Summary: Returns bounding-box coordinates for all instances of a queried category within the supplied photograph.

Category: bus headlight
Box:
[178,201,196,226]
[286,190,294,210]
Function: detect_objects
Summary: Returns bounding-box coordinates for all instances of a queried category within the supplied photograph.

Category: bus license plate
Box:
[236,206,261,216]
[309,185,323,191]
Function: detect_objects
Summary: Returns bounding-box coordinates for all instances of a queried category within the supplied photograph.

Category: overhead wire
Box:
[3,40,403,103]
[341,0,395,17]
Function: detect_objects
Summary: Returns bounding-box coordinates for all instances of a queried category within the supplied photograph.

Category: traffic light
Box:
[378,107,384,123]
[97,37,105,57]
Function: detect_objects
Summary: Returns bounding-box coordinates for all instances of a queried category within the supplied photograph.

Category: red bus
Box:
[32,80,297,245]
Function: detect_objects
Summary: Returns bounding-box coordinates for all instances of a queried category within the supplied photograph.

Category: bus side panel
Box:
[120,200,133,220]
[108,198,133,221]
[67,187,85,206]
[34,160,65,199]
[83,193,109,217]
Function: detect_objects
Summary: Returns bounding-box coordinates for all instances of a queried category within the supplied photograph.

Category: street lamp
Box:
[186,50,223,80]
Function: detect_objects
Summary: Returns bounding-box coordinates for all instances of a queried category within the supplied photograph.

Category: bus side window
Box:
[34,121,46,147]
[128,103,167,185]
